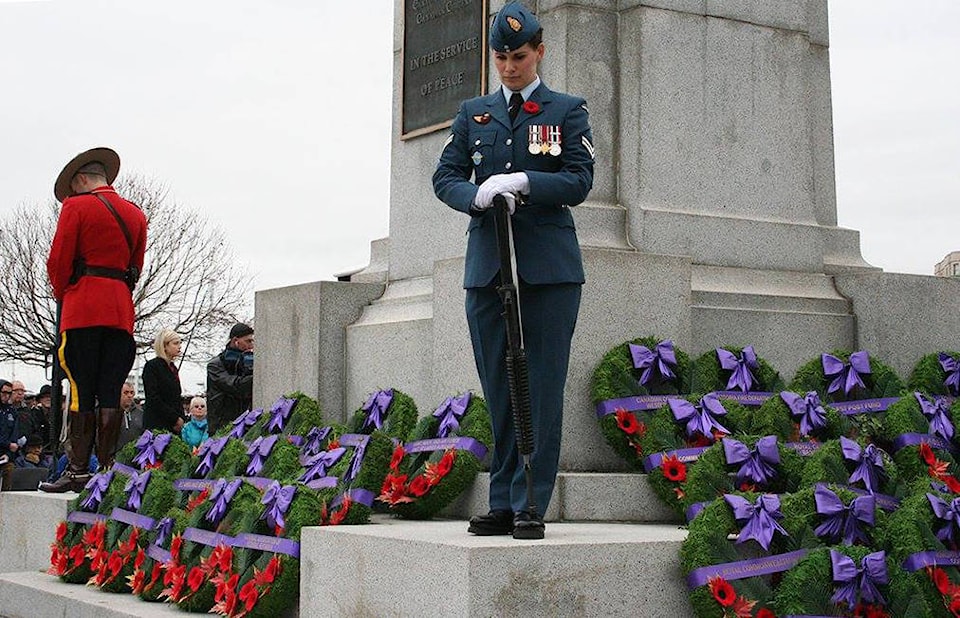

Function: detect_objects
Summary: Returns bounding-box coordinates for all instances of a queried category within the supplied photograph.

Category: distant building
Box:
[935,251,960,277]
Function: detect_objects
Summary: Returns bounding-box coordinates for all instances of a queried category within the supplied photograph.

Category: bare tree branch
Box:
[0,174,252,368]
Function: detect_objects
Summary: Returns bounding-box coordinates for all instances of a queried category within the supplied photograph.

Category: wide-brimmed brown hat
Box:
[54,146,120,203]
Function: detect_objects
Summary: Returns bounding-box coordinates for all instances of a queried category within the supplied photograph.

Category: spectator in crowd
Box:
[0,380,23,490]
[40,147,147,493]
[10,380,27,411]
[14,434,44,468]
[143,329,184,434]
[117,381,144,448]
[15,382,48,463]
[207,322,254,434]
[181,396,209,448]
[36,384,55,463]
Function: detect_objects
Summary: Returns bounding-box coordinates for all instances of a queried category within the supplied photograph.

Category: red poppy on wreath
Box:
[661,454,687,483]
[949,597,960,617]
[945,476,960,494]
[129,568,146,594]
[328,438,340,450]
[378,473,412,505]
[615,408,640,435]
[239,579,260,613]
[187,565,206,592]
[327,495,353,526]
[707,576,736,607]
[437,449,456,476]
[254,555,281,588]
[730,595,757,616]
[55,521,67,544]
[408,474,430,497]
[186,487,211,513]
[134,548,145,571]
[920,443,937,465]
[756,608,777,618]
[390,444,405,471]
[169,534,183,562]
[522,100,539,114]
[68,543,85,569]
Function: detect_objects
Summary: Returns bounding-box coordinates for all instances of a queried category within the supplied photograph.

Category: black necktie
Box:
[508,92,524,122]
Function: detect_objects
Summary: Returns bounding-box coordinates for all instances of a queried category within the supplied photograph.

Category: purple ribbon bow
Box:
[80,470,114,511]
[915,391,955,442]
[260,481,297,531]
[266,397,296,433]
[840,437,885,494]
[781,391,827,436]
[204,478,243,525]
[433,392,472,438]
[722,435,780,486]
[124,469,151,512]
[133,431,172,468]
[245,435,279,476]
[347,440,367,482]
[195,436,230,477]
[927,493,960,545]
[822,351,871,395]
[154,517,174,547]
[298,447,347,484]
[814,485,875,545]
[669,394,730,440]
[940,353,960,396]
[301,426,332,456]
[229,408,263,439]
[829,549,888,609]
[717,346,759,392]
[362,389,394,430]
[723,494,788,551]
[629,340,677,386]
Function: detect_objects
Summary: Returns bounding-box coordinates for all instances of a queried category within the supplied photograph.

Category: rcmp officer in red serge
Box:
[433,2,595,539]
[40,147,147,493]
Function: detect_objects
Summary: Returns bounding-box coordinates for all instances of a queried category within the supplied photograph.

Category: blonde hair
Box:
[189,396,207,416]
[154,328,182,361]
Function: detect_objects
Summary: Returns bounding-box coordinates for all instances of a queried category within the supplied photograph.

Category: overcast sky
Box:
[1,0,957,391]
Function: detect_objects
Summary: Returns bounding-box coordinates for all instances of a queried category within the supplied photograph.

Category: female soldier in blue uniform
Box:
[433,1,595,540]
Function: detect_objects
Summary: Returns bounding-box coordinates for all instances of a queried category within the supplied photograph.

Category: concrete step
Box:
[300,515,692,618]
[351,276,433,324]
[0,570,182,618]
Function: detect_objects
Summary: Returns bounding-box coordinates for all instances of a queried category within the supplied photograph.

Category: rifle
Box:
[49,302,65,462]
[492,194,537,520]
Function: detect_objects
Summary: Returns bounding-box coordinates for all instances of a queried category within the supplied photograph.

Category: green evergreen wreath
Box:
[908,352,960,398]
[307,430,394,526]
[245,391,326,439]
[680,485,890,617]
[98,468,177,593]
[772,545,927,617]
[244,437,303,484]
[747,391,852,442]
[798,438,903,501]
[591,337,693,468]
[680,435,806,514]
[190,437,248,480]
[869,392,960,484]
[133,507,190,602]
[377,392,493,519]
[114,430,194,478]
[346,388,418,442]
[875,480,960,618]
[789,349,906,404]
[173,480,261,613]
[689,345,785,396]
[641,397,758,517]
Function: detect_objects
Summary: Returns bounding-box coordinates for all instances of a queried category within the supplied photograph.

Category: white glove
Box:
[473,172,530,210]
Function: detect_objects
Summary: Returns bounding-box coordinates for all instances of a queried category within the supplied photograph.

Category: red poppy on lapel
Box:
[522,101,540,114]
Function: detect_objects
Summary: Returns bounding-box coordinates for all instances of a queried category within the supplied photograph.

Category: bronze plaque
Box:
[401,0,487,139]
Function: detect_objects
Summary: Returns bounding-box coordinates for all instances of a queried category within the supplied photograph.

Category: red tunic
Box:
[47,187,147,334]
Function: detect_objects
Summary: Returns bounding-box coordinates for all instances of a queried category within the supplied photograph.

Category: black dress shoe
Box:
[467,510,514,535]
[512,511,545,540]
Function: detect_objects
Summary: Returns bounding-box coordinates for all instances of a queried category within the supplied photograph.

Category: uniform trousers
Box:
[59,326,136,412]
[466,279,581,515]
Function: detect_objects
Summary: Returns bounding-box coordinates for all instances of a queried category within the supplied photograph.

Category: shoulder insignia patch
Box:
[581,135,595,160]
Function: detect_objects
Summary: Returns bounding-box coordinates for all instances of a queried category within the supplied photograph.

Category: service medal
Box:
[548,125,563,156]
[549,143,562,156]
[528,125,542,155]
[472,151,483,166]
[528,143,540,155]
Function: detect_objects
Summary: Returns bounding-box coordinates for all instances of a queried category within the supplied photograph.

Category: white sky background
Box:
[0,0,957,392]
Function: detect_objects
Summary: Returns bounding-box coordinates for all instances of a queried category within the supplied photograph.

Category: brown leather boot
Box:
[96,407,123,471]
[39,411,96,493]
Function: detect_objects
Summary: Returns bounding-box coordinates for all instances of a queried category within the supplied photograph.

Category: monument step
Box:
[351,275,432,324]
[300,515,692,618]
[0,570,183,618]
[441,472,683,524]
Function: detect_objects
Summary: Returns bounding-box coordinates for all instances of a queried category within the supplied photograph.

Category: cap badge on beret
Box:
[507,16,522,32]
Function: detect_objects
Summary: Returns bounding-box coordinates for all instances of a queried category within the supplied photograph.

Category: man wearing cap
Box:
[40,147,147,493]
[206,323,254,434]
[433,2,594,539]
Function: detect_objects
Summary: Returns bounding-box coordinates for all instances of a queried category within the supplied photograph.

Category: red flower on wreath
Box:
[378,473,412,505]
[170,534,184,562]
[920,442,936,465]
[186,487,211,513]
[390,444,405,471]
[944,475,960,494]
[68,543,85,569]
[708,576,736,607]
[328,438,340,450]
[615,408,640,435]
[930,566,952,594]
[522,100,539,114]
[187,566,206,592]
[756,608,777,618]
[408,475,430,497]
[328,495,353,526]
[129,568,146,594]
[730,594,757,617]
[949,597,960,617]
[436,449,455,476]
[853,603,889,618]
[55,521,67,543]
[661,454,687,483]
[239,579,260,612]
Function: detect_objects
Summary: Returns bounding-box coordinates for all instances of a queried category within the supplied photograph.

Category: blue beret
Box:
[489,2,540,52]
